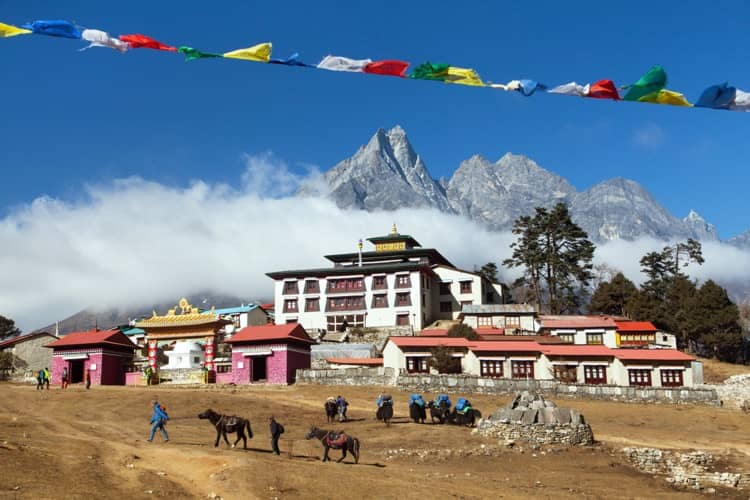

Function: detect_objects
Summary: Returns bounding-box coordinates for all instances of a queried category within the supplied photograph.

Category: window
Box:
[628,369,652,387]
[511,360,534,379]
[478,316,493,327]
[505,316,521,328]
[283,299,298,313]
[396,275,411,288]
[406,356,429,373]
[439,301,452,313]
[216,364,232,373]
[326,296,365,312]
[326,278,365,293]
[586,333,604,345]
[396,292,411,307]
[373,276,387,290]
[372,294,388,308]
[283,281,299,295]
[396,313,410,326]
[660,369,684,387]
[305,298,320,312]
[558,334,575,344]
[326,314,364,332]
[304,280,320,294]
[286,318,298,324]
[460,281,472,294]
[553,365,577,383]
[460,300,473,308]
[439,282,451,295]
[620,333,654,346]
[584,365,607,385]
[480,360,504,378]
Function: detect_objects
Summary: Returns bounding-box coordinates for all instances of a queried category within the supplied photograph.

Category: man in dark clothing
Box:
[36,370,44,391]
[269,416,284,455]
[61,367,69,389]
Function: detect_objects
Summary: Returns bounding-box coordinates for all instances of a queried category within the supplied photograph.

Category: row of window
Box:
[412,358,685,387]
[476,316,522,327]
[557,333,604,345]
[619,333,655,346]
[439,281,473,295]
[282,275,415,295]
[283,293,413,313]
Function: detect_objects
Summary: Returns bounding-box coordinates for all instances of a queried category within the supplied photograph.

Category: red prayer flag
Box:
[119,34,177,52]
[363,60,410,78]
[588,79,620,100]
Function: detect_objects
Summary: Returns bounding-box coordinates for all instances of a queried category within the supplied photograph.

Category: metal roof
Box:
[461,303,536,314]
[209,305,260,315]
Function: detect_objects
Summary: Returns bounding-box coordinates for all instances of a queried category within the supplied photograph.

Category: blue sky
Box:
[2,1,749,238]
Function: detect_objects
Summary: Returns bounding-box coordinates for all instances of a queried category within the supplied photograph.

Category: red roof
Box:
[468,341,544,353]
[0,332,57,349]
[419,329,449,337]
[326,357,384,366]
[475,327,506,336]
[615,321,658,332]
[539,315,617,329]
[542,345,615,357]
[227,323,314,344]
[259,303,275,310]
[388,337,471,348]
[614,349,694,362]
[46,329,136,350]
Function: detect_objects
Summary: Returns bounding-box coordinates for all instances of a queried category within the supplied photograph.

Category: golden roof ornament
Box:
[391,222,398,235]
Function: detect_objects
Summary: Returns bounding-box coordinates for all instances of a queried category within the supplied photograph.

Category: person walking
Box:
[61,366,69,389]
[269,416,284,455]
[36,369,44,391]
[43,367,50,390]
[147,400,169,443]
[85,370,91,390]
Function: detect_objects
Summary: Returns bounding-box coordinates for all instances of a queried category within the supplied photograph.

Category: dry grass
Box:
[1,382,748,499]
[698,356,750,384]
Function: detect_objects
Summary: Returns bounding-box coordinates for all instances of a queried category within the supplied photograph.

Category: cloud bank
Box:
[2,154,749,331]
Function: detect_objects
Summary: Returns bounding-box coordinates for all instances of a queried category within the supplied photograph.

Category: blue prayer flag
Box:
[695,82,736,110]
[22,20,82,39]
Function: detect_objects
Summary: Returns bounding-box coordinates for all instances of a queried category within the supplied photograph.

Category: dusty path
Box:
[1,383,747,499]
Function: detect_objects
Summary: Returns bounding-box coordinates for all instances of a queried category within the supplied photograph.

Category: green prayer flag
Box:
[623,65,667,101]
[410,62,450,81]
[178,46,221,61]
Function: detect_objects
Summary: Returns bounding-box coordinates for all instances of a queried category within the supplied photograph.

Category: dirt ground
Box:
[1,383,749,499]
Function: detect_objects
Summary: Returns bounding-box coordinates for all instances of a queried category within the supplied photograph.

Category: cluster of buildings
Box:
[0,226,700,389]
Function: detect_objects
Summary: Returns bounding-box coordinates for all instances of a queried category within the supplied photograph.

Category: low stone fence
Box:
[296,367,397,387]
[296,369,720,405]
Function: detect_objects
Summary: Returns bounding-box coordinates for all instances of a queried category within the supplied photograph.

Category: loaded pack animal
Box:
[408,395,427,424]
[376,394,394,426]
[427,400,451,424]
[198,409,253,449]
[445,406,482,427]
[305,426,360,464]
[324,398,338,424]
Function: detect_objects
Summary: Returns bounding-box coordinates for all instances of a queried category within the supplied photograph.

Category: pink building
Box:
[225,324,313,384]
[46,329,136,386]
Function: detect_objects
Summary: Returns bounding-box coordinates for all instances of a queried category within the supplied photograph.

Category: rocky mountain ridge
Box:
[317,125,736,245]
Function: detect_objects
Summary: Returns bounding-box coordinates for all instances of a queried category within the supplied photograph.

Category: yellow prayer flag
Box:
[639,89,692,107]
[445,67,485,87]
[223,42,272,62]
[0,22,32,38]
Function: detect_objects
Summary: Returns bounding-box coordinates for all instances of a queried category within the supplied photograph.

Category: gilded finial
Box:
[391,222,398,235]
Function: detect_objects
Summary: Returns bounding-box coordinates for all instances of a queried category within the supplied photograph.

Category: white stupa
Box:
[164,341,205,370]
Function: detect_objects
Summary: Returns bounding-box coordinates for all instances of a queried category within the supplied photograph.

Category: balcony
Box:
[325,284,365,294]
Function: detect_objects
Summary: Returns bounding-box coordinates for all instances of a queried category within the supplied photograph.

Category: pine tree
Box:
[588,272,637,316]
[0,315,21,341]
[478,262,499,283]
[447,323,478,340]
[684,280,742,361]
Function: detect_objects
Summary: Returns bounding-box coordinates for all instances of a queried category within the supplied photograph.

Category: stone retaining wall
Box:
[475,421,594,446]
[296,369,720,405]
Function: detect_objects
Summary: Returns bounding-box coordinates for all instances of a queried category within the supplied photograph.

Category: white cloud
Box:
[632,123,665,148]
[1,154,749,331]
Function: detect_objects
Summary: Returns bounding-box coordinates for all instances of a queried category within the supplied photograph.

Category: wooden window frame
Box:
[583,365,607,385]
[660,369,684,387]
[282,281,299,295]
[304,298,320,312]
[395,274,411,289]
[477,316,493,327]
[406,356,429,374]
[586,333,604,345]
[372,276,387,290]
[480,360,504,378]
[303,280,320,294]
[459,280,473,294]
[439,282,451,295]
[396,313,410,326]
[283,299,298,313]
[395,292,411,307]
[439,301,452,313]
[558,334,575,344]
[371,294,388,309]
[628,369,652,387]
[553,364,578,383]
[511,360,534,379]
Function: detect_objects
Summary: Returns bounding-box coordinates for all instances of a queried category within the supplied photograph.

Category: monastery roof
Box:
[0,332,57,349]
[267,261,435,280]
[227,324,315,345]
[615,321,658,332]
[614,349,694,362]
[388,336,472,348]
[461,303,536,314]
[539,315,617,329]
[324,248,454,267]
[46,329,136,350]
[326,357,384,366]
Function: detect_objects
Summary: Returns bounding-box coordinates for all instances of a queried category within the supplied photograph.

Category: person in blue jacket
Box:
[147,400,170,443]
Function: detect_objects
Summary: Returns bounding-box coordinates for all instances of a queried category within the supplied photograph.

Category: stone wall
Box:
[297,367,397,386]
[296,369,720,405]
[475,421,594,446]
